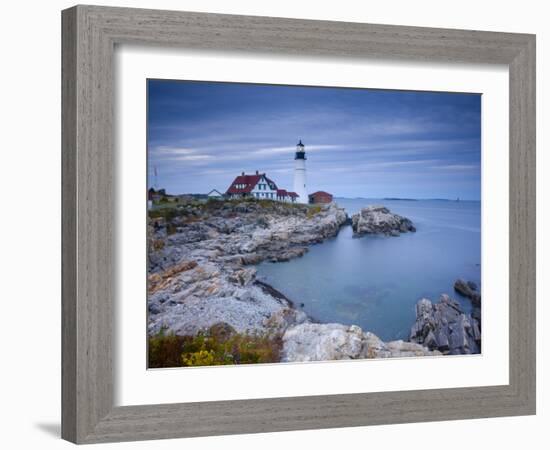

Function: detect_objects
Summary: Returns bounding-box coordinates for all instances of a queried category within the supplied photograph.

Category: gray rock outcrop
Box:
[148,201,347,338]
[282,322,440,362]
[351,205,416,236]
[409,295,481,355]
[148,199,480,363]
[454,279,481,306]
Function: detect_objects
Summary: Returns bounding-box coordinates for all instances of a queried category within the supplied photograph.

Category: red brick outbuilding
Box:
[308,191,333,204]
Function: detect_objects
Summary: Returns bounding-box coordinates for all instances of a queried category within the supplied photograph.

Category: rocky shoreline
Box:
[148,199,478,364]
[148,200,346,339]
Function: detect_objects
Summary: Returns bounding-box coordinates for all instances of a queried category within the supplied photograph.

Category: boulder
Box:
[270,247,308,262]
[351,205,416,237]
[282,323,440,362]
[147,260,198,294]
[208,322,237,341]
[454,279,481,306]
[264,307,309,333]
[410,294,481,355]
[227,268,256,286]
[281,323,367,361]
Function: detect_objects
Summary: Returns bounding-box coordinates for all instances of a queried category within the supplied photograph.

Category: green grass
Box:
[148,197,308,221]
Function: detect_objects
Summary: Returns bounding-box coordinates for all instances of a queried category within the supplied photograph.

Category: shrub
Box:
[148,328,183,368]
[307,205,322,218]
[166,223,178,235]
[149,206,184,221]
[151,239,165,251]
[148,325,283,368]
[182,349,218,366]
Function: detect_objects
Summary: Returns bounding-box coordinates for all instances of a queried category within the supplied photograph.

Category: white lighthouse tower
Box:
[293,140,308,204]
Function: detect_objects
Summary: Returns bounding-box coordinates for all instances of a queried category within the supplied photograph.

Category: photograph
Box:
[146,79,482,368]
[2,1,540,446]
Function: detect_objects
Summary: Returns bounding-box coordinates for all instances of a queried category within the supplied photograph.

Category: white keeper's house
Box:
[226,170,298,202]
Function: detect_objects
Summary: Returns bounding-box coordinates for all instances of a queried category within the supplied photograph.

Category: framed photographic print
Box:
[62,5,536,444]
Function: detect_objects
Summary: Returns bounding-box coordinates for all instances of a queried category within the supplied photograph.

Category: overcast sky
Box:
[147,79,481,200]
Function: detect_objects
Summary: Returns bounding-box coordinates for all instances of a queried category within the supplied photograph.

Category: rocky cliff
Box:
[148,200,347,338]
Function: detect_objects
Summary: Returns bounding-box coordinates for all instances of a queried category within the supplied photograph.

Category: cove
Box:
[256,198,481,341]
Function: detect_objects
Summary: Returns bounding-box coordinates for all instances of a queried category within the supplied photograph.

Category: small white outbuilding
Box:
[207,189,224,198]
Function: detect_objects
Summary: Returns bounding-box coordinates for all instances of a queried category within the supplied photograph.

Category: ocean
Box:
[256,198,481,341]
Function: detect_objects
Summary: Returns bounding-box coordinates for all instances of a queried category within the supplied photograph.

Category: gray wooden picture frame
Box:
[61,4,536,444]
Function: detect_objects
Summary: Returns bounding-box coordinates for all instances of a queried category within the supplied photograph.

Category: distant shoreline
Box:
[334,197,481,202]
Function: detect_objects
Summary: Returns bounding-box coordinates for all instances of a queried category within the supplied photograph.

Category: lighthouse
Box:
[293,140,308,204]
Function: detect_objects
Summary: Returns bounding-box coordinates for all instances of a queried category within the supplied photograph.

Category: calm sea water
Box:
[256,198,481,341]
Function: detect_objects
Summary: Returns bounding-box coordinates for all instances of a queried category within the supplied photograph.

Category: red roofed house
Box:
[226,171,279,200]
[309,191,333,204]
[276,189,288,202]
[287,192,299,202]
[275,189,299,203]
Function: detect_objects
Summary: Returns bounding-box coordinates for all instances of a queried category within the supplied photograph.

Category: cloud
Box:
[152,146,197,155]
[147,80,481,199]
[252,144,339,156]
[171,154,214,162]
[430,164,480,171]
